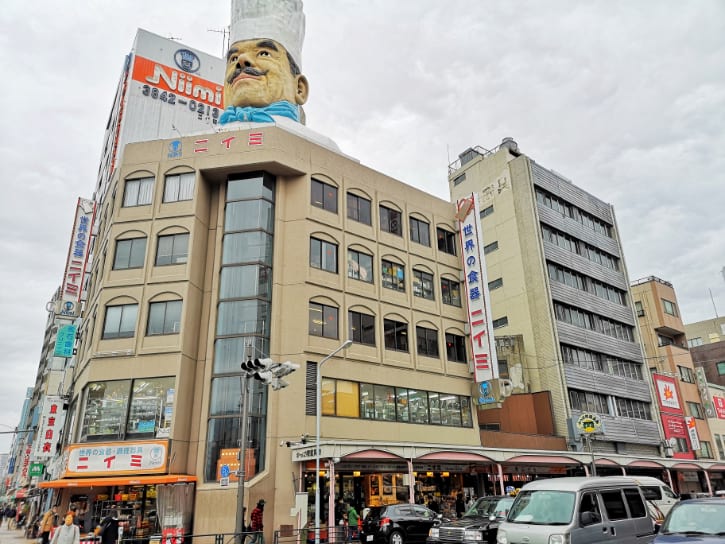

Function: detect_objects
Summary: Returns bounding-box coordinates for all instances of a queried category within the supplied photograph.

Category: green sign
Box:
[29,462,44,477]
[54,325,77,358]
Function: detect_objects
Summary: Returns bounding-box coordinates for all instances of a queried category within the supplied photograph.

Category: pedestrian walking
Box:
[455,493,465,519]
[346,504,359,541]
[40,506,58,544]
[50,513,80,544]
[249,499,265,544]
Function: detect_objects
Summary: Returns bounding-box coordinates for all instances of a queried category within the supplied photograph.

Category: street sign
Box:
[221,464,230,478]
[220,477,229,487]
[576,413,602,434]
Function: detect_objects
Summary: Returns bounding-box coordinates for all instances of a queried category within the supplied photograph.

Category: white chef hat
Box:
[230,0,306,69]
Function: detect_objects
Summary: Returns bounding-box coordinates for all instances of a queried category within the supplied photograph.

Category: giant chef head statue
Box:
[220,0,309,125]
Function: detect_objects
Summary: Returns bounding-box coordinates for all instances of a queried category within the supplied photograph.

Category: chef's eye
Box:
[229,55,238,63]
[259,50,270,57]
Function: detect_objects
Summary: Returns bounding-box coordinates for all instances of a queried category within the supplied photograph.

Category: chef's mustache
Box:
[228,66,268,84]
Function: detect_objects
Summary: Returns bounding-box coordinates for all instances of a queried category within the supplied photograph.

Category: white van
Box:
[630,476,679,516]
[496,476,656,544]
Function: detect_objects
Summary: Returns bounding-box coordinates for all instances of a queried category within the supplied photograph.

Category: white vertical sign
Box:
[34,396,66,459]
[685,416,701,451]
[456,192,498,382]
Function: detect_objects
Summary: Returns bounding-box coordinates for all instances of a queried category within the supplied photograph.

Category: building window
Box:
[718,362,725,375]
[384,319,408,352]
[310,237,338,273]
[416,326,439,358]
[674,437,689,454]
[437,228,456,255]
[445,333,466,363]
[498,359,509,379]
[488,277,503,290]
[699,441,714,459]
[569,389,609,415]
[615,398,652,420]
[349,311,375,346]
[311,178,338,213]
[309,302,338,339]
[147,300,182,335]
[635,301,645,317]
[409,217,430,246]
[678,365,695,383]
[123,176,154,207]
[347,193,371,225]
[687,401,705,419]
[441,278,461,307]
[480,205,494,218]
[163,172,195,202]
[382,260,405,292]
[102,303,138,339]
[156,233,189,266]
[413,270,434,300]
[113,237,147,270]
[687,337,703,348]
[492,316,508,329]
[716,434,725,460]
[662,298,678,317]
[380,205,402,235]
[483,241,499,254]
[347,249,373,283]
[80,377,175,441]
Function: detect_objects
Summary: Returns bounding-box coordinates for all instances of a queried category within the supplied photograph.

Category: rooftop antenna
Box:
[709,288,720,319]
[209,27,230,57]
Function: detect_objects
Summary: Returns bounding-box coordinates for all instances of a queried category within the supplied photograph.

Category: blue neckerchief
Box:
[219,100,300,124]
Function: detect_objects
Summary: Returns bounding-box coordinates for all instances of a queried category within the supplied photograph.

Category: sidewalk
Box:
[0,525,28,544]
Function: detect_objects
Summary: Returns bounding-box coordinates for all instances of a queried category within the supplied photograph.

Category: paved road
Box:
[0,524,29,544]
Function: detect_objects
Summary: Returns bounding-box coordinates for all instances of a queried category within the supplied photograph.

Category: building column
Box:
[407,459,415,504]
[497,464,505,496]
[665,469,674,491]
[328,459,336,542]
[704,470,713,495]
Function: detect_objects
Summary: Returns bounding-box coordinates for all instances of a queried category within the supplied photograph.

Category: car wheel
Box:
[389,531,404,544]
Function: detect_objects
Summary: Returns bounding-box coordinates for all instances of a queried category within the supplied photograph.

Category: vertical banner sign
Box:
[34,396,66,459]
[653,374,683,413]
[54,324,78,357]
[713,396,725,419]
[456,193,498,383]
[685,416,701,451]
[60,198,96,317]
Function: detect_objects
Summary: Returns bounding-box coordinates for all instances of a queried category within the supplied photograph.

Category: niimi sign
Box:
[62,440,168,477]
[60,198,96,317]
[456,192,498,383]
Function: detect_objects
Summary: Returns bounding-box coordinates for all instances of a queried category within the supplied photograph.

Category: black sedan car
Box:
[361,503,442,544]
[427,496,514,544]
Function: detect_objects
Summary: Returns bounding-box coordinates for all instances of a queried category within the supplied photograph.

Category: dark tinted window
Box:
[396,505,414,517]
[601,490,628,521]
[640,486,662,501]
[623,488,647,518]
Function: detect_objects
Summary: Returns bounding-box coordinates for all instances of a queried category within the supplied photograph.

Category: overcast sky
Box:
[1,1,723,452]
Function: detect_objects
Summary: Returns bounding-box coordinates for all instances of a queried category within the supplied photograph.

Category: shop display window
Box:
[80,377,175,441]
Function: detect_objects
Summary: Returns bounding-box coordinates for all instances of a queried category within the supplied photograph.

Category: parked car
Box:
[653,498,725,542]
[361,503,442,544]
[496,476,656,544]
[427,496,514,544]
[631,476,680,516]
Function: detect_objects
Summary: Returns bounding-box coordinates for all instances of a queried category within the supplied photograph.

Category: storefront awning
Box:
[627,460,665,468]
[708,464,725,471]
[671,463,702,471]
[415,452,496,463]
[505,455,581,465]
[39,474,196,488]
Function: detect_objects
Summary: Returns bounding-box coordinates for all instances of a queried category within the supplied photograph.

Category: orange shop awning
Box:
[39,474,196,489]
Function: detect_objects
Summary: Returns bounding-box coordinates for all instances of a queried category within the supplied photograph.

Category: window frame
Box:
[163,172,195,203]
[123,176,154,207]
[102,303,139,339]
[347,192,372,225]
[445,333,466,363]
[384,318,409,352]
[380,205,402,236]
[147,299,183,336]
[409,217,431,247]
[436,228,456,255]
[349,310,376,346]
[347,248,373,283]
[662,298,678,317]
[113,237,147,270]
[309,302,339,339]
[311,178,338,213]
[155,233,189,266]
[416,326,439,358]
[381,259,405,292]
[310,237,338,274]
[413,269,434,300]
[441,277,462,307]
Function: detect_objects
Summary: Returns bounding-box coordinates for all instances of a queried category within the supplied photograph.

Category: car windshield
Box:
[661,502,725,535]
[466,497,514,518]
[507,490,575,525]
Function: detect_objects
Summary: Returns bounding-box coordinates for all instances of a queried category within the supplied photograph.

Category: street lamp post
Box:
[315,339,352,544]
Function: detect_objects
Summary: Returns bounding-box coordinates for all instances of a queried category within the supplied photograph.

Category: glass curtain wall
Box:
[204,173,275,481]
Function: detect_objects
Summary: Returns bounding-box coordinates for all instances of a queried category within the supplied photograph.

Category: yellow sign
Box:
[576,413,602,434]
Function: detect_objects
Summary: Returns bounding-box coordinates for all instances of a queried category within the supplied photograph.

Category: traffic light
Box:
[269,361,300,390]
[241,358,274,381]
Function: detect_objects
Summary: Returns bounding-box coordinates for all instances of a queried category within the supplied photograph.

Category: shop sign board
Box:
[576,413,602,434]
[62,440,168,477]
[59,198,96,318]
[54,325,77,358]
[685,416,701,451]
[29,462,44,477]
[456,192,498,383]
[653,373,683,414]
[34,396,66,459]
[714,396,725,419]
